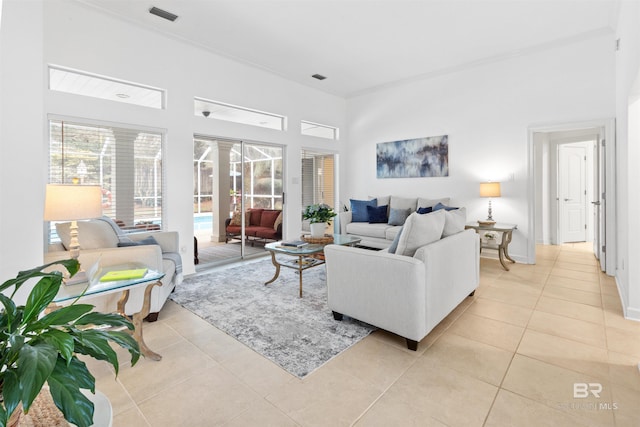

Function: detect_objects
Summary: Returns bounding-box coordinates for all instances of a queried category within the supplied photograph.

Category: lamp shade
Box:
[479,182,501,198]
[44,184,103,221]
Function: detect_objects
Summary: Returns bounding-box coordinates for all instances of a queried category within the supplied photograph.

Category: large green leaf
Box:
[22,276,61,325]
[1,369,21,422]
[72,330,119,372]
[32,304,94,329]
[98,330,140,369]
[74,311,135,330]
[0,294,16,327]
[47,357,95,427]
[37,329,75,363]
[16,342,57,412]
[0,259,78,294]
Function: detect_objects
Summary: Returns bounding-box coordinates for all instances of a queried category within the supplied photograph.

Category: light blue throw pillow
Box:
[350,198,377,222]
[388,207,411,226]
[388,225,403,254]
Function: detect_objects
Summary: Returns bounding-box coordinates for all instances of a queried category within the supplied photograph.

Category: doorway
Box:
[193,136,284,267]
[529,120,615,275]
[558,141,590,244]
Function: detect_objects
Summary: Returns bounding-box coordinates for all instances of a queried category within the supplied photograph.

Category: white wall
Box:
[614,0,640,320]
[346,33,615,263]
[0,0,45,293]
[0,0,346,282]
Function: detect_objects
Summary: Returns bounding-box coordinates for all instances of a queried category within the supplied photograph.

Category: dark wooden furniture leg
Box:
[406,339,418,351]
[194,236,199,265]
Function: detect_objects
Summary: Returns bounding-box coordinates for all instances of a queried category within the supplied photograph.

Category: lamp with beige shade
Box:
[44,184,102,282]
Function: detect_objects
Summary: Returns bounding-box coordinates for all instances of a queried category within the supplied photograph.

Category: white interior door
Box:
[559,144,587,243]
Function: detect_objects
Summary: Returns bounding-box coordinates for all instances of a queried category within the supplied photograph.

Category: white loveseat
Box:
[338,195,451,249]
[45,217,182,321]
[325,209,479,350]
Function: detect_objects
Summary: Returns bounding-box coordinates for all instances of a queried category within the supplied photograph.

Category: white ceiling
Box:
[76,0,619,98]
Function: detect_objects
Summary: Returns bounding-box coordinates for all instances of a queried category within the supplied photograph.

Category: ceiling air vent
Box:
[312,74,327,81]
[149,6,179,22]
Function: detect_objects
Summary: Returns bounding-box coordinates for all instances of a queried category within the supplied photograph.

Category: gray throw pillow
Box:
[117,235,158,247]
[388,207,411,226]
[395,210,446,257]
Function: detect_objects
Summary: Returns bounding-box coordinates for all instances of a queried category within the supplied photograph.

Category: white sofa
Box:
[338,195,451,249]
[45,217,182,321]
[325,210,479,351]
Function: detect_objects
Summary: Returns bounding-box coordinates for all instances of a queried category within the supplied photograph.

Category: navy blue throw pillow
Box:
[417,206,433,214]
[433,202,458,211]
[350,198,377,222]
[367,204,388,223]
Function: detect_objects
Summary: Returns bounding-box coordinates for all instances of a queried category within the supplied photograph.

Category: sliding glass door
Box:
[193,136,283,267]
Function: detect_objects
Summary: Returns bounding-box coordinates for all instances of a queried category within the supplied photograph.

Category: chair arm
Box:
[413,229,480,327]
[44,245,164,272]
[130,231,179,253]
[225,218,232,227]
[337,211,352,234]
[324,245,427,340]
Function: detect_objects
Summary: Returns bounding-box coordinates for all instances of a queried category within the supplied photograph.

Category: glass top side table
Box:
[51,263,165,361]
[465,222,517,271]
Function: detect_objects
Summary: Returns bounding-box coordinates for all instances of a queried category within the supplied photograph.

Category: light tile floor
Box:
[86,243,640,426]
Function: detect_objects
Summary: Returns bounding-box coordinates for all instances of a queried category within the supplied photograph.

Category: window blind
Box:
[301,150,335,211]
[48,119,165,237]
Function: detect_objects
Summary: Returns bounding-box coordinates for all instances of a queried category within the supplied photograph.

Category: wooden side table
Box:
[465,222,517,270]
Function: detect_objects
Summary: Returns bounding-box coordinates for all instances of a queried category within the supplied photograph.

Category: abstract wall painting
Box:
[376,135,449,178]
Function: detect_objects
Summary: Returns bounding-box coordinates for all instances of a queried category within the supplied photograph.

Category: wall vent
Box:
[149,6,179,22]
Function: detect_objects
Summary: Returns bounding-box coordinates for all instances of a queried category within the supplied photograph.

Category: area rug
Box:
[169,258,375,378]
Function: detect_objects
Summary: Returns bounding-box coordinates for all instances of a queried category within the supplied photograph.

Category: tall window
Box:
[301,150,335,209]
[49,119,164,236]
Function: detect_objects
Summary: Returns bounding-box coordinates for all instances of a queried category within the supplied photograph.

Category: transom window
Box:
[49,66,165,109]
[301,120,339,140]
[194,97,286,131]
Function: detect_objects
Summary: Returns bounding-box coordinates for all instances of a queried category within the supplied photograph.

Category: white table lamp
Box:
[480,182,501,224]
[44,184,103,259]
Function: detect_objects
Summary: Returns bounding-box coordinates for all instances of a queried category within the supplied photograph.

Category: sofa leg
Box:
[468,290,475,297]
[332,311,343,321]
[145,312,159,322]
[406,339,418,351]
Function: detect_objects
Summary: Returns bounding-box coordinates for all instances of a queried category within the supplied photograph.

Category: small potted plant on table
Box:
[303,204,337,238]
[0,259,140,427]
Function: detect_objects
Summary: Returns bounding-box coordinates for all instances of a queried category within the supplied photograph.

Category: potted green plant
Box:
[303,204,337,238]
[0,259,141,427]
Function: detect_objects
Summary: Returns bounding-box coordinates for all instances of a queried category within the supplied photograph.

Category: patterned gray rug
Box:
[170,258,375,378]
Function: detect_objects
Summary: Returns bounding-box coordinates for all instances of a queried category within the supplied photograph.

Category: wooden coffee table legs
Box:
[265,251,282,285]
[117,281,162,361]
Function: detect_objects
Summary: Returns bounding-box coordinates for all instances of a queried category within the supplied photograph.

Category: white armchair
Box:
[45,218,182,321]
[324,229,479,350]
